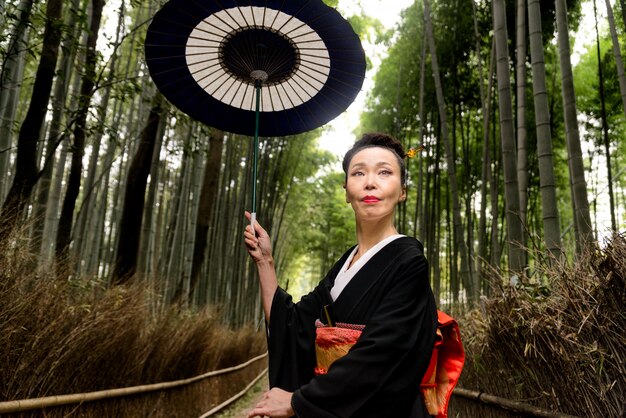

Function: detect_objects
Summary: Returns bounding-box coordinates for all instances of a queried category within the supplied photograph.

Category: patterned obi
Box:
[314,321,365,375]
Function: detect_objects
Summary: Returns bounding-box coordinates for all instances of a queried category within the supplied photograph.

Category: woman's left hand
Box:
[247,388,294,418]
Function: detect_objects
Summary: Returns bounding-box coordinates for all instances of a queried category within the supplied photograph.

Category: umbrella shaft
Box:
[252,80,261,215]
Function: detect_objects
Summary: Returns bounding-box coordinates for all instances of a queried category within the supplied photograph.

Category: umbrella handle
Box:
[250,212,257,236]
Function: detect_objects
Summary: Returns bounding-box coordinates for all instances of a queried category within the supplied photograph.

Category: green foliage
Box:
[322,0,340,8]
[277,150,356,291]
[574,36,626,145]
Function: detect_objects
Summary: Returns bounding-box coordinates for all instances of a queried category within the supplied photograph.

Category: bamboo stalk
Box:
[198,368,268,418]
[453,387,580,418]
[0,353,268,413]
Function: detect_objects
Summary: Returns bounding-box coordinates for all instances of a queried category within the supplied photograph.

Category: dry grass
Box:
[451,234,626,417]
[0,233,266,417]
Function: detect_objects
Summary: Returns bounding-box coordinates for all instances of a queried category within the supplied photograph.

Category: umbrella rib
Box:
[200,71,230,91]
[300,61,330,79]
[154,1,236,37]
[288,29,321,43]
[222,43,255,76]
[290,93,322,131]
[187,38,220,48]
[245,81,256,110]
[261,0,267,28]
[267,84,276,112]
[231,1,252,28]
[248,0,257,27]
[187,56,221,70]
[213,0,250,35]
[239,83,252,109]
[202,6,239,34]
[216,76,239,102]
[227,79,245,107]
[273,0,312,33]
[188,28,227,43]
[284,78,308,104]
[277,5,334,37]
[316,79,362,102]
[227,41,255,76]
[189,63,222,83]
[262,42,295,78]
[145,64,189,82]
[267,0,288,28]
[277,82,297,109]
[290,70,321,98]
[151,2,205,30]
[269,84,285,111]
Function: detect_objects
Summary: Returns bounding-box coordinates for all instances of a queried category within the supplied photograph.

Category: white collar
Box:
[330,234,404,301]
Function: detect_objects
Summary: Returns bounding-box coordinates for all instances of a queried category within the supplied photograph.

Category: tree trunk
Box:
[172,129,224,305]
[137,113,167,278]
[527,0,563,258]
[555,0,594,250]
[55,0,105,266]
[493,0,526,274]
[182,137,205,301]
[478,42,495,284]
[73,0,125,275]
[593,0,617,233]
[165,129,194,298]
[415,26,426,240]
[516,0,529,242]
[489,114,502,278]
[0,0,33,203]
[111,93,164,285]
[0,0,63,241]
[30,0,84,260]
[605,0,626,121]
[423,0,473,303]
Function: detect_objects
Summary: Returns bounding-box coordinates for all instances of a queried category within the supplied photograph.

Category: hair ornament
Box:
[405,144,427,158]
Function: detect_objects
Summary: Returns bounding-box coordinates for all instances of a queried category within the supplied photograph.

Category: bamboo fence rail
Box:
[0,352,268,414]
[198,368,267,417]
[0,352,587,417]
[453,387,581,418]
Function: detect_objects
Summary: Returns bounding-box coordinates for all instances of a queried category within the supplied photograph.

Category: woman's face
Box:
[345,147,406,222]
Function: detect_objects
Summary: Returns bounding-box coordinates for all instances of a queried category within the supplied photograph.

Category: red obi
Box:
[314,311,464,418]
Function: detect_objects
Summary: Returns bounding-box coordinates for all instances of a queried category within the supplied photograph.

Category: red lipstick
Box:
[363,195,380,203]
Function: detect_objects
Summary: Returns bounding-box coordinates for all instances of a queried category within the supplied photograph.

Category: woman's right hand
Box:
[244,211,273,265]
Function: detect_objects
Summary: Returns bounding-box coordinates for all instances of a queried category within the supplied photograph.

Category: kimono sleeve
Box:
[291,249,437,418]
[267,283,327,391]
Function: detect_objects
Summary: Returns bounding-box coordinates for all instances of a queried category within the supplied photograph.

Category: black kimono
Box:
[268,236,438,418]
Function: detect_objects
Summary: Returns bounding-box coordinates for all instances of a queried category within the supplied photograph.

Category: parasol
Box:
[145,0,366,225]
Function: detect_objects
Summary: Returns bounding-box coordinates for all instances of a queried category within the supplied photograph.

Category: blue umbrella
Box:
[145,0,365,225]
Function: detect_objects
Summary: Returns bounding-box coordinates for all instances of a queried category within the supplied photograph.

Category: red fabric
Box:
[420,310,465,418]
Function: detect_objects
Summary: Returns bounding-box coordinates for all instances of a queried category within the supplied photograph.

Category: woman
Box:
[244,133,438,418]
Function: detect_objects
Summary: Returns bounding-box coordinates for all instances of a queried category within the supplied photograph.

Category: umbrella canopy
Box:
[145,0,366,137]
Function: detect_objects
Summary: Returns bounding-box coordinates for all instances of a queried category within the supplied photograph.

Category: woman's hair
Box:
[342,132,407,186]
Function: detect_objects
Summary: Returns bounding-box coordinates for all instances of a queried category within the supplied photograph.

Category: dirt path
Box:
[211,378,268,418]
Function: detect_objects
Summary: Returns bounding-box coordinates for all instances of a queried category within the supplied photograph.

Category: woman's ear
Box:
[399,186,407,202]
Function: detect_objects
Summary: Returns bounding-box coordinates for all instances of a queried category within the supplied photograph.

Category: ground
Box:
[211,378,268,418]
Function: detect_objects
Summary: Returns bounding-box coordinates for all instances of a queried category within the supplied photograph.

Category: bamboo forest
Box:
[0,0,624,416]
